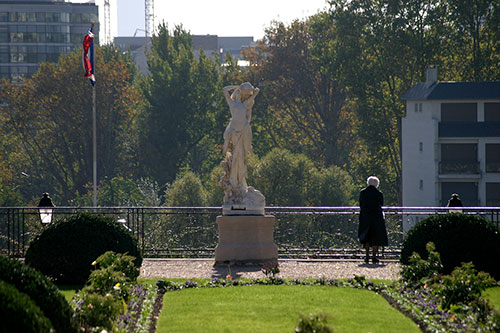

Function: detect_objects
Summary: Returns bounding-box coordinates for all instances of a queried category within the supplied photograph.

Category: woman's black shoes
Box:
[364,256,370,264]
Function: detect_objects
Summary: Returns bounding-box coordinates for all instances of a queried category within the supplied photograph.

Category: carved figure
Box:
[220,82,264,214]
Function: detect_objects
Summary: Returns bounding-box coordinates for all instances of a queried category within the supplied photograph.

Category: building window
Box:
[486,144,500,173]
[419,142,423,151]
[440,144,479,174]
[441,103,477,122]
[485,103,500,122]
[419,180,423,190]
[486,183,500,206]
[441,182,478,206]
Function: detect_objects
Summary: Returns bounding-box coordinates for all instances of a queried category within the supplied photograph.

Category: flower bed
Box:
[381,282,500,332]
[116,282,158,332]
[146,274,500,332]
[67,252,499,332]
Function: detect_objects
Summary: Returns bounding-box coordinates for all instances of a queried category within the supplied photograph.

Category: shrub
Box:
[249,148,355,206]
[401,214,500,280]
[73,292,125,330]
[165,170,208,206]
[0,256,77,333]
[0,280,53,332]
[72,252,139,331]
[25,213,142,284]
[295,312,334,333]
[85,251,139,299]
[86,268,130,295]
[437,262,496,310]
[92,251,139,282]
[400,242,443,285]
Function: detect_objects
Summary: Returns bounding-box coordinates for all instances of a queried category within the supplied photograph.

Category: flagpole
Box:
[92,82,97,208]
[91,22,97,209]
[83,23,97,208]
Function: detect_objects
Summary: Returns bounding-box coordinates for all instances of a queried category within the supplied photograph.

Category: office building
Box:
[0,0,98,83]
[114,34,254,75]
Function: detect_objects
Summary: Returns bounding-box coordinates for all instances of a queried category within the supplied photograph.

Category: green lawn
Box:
[484,286,500,313]
[57,285,81,302]
[157,285,420,333]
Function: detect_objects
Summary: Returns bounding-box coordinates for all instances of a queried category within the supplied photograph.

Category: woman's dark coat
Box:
[358,185,388,246]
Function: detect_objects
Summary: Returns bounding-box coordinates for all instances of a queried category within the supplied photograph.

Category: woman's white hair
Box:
[367,176,380,187]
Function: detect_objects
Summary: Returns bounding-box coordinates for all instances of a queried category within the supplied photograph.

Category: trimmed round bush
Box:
[0,256,77,333]
[0,280,53,332]
[401,213,500,280]
[25,213,142,285]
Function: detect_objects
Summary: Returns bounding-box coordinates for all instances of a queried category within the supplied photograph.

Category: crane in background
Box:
[145,0,154,37]
[101,0,154,42]
[103,0,111,44]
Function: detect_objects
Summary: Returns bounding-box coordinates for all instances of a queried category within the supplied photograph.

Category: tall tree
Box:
[445,0,500,80]
[242,16,356,168]
[138,24,219,186]
[328,0,449,203]
[0,46,142,203]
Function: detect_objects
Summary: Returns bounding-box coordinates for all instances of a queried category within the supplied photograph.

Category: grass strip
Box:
[483,286,500,313]
[57,285,81,302]
[157,284,419,332]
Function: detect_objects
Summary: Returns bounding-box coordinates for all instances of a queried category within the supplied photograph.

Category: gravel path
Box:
[140,258,401,281]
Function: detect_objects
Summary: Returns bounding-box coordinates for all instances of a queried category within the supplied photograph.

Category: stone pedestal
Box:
[215,215,278,264]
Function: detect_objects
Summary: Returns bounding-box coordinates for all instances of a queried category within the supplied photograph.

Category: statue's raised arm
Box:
[223,85,240,106]
[244,87,259,123]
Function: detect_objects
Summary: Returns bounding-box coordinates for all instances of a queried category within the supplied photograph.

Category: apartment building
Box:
[401,66,500,231]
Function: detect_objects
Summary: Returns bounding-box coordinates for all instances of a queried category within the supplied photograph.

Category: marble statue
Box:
[220,82,265,215]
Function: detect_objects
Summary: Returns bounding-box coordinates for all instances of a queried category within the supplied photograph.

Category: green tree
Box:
[248,148,356,206]
[165,170,207,206]
[138,23,220,186]
[242,17,355,167]
[329,0,500,202]
[0,46,142,204]
[328,0,450,203]
[167,149,355,207]
[72,176,161,207]
[444,0,500,80]
[0,127,27,205]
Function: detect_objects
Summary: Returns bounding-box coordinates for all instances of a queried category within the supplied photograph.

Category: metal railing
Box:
[439,161,481,174]
[1,206,499,259]
[486,162,500,173]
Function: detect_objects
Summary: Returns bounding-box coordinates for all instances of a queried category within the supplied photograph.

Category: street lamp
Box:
[38,192,54,225]
[117,218,131,231]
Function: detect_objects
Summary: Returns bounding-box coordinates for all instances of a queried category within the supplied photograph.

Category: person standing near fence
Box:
[447,193,463,207]
[446,193,463,213]
[358,176,388,264]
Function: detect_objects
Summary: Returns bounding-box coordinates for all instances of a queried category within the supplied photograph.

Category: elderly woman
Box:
[358,176,388,264]
[221,83,259,203]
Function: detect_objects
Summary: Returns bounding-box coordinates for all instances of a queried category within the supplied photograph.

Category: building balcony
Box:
[439,122,500,137]
[486,162,500,173]
[439,161,480,174]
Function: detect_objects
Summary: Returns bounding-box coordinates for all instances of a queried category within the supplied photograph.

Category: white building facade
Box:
[401,67,500,231]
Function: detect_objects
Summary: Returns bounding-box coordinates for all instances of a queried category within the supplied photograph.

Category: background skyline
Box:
[72,0,328,40]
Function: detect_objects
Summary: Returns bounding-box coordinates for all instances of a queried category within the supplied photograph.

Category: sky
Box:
[72,0,329,41]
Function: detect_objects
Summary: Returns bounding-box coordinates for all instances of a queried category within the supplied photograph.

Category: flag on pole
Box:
[83,25,95,86]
